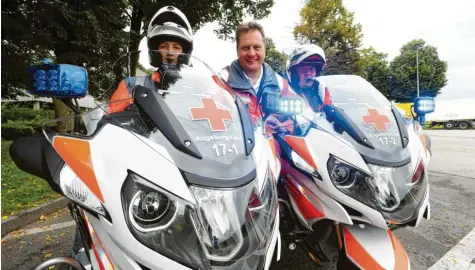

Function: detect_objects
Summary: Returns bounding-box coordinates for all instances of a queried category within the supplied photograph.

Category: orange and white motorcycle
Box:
[264,75,434,269]
[10,51,282,270]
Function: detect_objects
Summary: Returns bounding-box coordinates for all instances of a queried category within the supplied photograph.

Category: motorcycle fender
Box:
[339,224,410,270]
[264,211,281,270]
[414,187,430,227]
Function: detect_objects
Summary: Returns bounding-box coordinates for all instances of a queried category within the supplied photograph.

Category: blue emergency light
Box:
[280,97,304,115]
[29,63,88,98]
[414,97,435,115]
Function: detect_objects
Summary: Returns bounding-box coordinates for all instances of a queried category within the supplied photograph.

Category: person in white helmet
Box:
[265,44,332,135]
[108,5,193,113]
[285,44,332,112]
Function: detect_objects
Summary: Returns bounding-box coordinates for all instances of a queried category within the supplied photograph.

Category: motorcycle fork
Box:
[68,202,92,261]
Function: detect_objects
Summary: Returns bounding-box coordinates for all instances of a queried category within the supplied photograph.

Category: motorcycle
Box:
[263,75,434,269]
[10,51,282,270]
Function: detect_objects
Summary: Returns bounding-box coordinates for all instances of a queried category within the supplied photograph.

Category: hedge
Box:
[1,104,56,140]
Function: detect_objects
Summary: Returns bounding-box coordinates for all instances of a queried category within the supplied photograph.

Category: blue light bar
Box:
[29,64,88,98]
[414,97,435,115]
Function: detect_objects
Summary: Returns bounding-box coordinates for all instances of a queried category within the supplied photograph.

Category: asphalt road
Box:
[2,130,474,270]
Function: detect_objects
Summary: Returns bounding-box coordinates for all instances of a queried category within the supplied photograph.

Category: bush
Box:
[2,140,60,215]
[1,104,56,140]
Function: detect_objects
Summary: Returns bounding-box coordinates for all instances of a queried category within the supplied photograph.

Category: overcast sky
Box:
[139,0,475,100]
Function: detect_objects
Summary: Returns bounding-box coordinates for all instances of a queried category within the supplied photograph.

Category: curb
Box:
[1,197,70,236]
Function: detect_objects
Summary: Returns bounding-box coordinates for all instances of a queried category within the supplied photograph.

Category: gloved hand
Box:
[265,115,294,134]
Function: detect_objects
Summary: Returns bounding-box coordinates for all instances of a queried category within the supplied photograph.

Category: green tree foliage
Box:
[389,39,448,102]
[265,37,286,77]
[293,0,363,75]
[359,47,391,96]
[2,0,53,98]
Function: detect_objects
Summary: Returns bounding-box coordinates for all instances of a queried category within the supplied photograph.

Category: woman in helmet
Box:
[285,44,332,112]
[108,5,193,113]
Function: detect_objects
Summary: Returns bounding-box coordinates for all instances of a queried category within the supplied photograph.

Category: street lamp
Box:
[413,43,423,97]
[416,48,420,97]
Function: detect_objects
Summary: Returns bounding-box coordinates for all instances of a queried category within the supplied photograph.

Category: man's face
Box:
[237,30,265,74]
[158,41,183,63]
[298,65,317,88]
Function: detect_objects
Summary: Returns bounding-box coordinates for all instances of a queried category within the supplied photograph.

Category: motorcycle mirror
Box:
[262,92,304,116]
[28,63,88,98]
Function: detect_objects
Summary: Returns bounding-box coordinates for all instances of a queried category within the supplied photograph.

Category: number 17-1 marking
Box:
[212,143,238,156]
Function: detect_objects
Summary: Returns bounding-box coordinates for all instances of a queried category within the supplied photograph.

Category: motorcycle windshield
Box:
[105,50,261,184]
[292,75,425,223]
[316,75,411,166]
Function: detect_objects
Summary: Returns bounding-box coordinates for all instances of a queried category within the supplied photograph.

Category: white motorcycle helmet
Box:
[147,6,193,67]
[285,44,326,90]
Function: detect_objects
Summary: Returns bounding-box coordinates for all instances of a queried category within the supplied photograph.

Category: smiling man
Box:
[220,21,293,114]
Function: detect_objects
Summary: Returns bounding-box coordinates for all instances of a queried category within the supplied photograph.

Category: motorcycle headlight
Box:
[122,169,277,269]
[327,155,381,210]
[122,172,206,269]
[190,166,278,263]
[371,159,428,223]
[327,155,428,223]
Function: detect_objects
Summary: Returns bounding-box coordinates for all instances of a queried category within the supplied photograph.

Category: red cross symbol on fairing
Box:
[190,97,233,132]
[362,109,391,131]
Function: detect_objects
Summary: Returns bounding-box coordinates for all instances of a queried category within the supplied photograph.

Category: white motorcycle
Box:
[264,75,434,269]
[10,51,282,270]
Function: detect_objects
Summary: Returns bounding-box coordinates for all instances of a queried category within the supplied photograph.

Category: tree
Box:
[2,0,129,132]
[1,0,129,99]
[1,0,52,98]
[265,37,287,77]
[293,0,363,75]
[359,47,391,97]
[389,39,448,102]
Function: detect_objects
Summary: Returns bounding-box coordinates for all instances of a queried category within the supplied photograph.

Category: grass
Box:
[1,140,60,218]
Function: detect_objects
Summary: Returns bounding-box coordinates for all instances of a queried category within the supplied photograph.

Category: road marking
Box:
[428,227,475,270]
[2,220,76,241]
[429,170,475,180]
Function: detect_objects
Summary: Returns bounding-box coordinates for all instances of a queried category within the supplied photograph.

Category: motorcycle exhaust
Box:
[33,256,86,270]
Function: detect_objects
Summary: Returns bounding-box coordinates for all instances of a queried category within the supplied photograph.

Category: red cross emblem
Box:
[190,97,233,132]
[362,109,391,131]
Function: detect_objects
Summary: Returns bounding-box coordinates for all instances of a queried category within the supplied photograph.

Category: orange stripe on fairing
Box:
[388,230,409,270]
[284,136,317,170]
[344,228,384,270]
[53,136,104,202]
[285,175,325,219]
[267,137,279,182]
